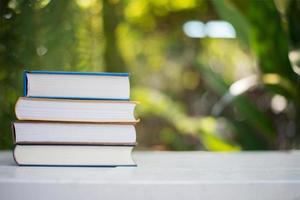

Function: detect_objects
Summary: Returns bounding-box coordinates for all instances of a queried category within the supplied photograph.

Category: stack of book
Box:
[12,71,138,167]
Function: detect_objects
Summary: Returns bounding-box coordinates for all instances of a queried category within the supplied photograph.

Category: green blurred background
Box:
[1,0,300,151]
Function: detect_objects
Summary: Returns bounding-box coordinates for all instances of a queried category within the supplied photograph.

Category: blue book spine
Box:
[23,70,130,100]
[23,70,29,97]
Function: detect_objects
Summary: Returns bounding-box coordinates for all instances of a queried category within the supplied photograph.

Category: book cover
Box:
[13,144,137,167]
[15,97,140,123]
[23,70,130,100]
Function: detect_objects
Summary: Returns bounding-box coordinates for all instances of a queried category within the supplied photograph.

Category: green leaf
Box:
[198,66,276,145]
[287,0,300,49]
[211,0,250,45]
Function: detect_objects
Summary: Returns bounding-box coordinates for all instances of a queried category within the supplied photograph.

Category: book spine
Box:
[12,145,20,166]
[23,70,28,96]
[11,121,16,144]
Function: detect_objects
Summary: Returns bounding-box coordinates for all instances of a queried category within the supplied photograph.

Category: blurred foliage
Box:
[0,0,300,151]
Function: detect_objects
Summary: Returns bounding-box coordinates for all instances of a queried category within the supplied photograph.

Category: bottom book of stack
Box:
[12,122,137,167]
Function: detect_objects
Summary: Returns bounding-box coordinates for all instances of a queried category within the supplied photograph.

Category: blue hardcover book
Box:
[23,70,130,100]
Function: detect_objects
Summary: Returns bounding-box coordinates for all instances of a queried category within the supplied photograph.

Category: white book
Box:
[24,71,130,100]
[12,122,136,145]
[15,97,138,123]
[13,145,136,166]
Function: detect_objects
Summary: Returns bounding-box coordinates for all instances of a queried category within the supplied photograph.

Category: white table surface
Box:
[1,150,300,200]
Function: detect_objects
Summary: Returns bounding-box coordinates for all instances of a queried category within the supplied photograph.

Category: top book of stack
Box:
[23,71,130,100]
